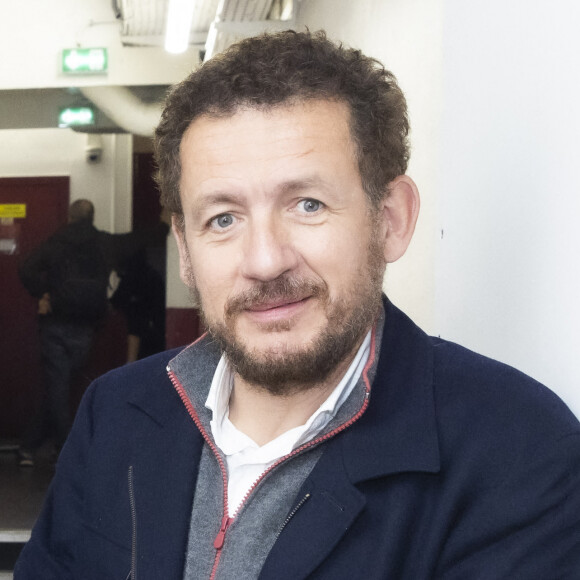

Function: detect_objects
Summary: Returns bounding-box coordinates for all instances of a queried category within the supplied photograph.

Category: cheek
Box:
[298,226,368,275]
[189,252,237,309]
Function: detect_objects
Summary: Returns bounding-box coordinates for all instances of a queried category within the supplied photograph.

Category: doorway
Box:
[0,177,69,439]
[0,176,129,440]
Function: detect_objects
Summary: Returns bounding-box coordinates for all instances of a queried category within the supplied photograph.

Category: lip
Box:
[246,297,306,312]
[243,296,310,323]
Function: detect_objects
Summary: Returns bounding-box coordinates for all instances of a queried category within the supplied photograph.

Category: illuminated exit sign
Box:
[58,107,95,128]
[62,48,108,74]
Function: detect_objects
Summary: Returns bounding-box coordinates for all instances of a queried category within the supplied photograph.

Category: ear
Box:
[171,216,193,285]
[380,175,420,263]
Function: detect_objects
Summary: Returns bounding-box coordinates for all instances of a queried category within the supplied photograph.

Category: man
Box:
[17,199,109,467]
[16,30,580,579]
[17,199,168,467]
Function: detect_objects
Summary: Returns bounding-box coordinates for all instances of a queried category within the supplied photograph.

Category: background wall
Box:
[436,0,580,415]
[298,0,579,417]
[0,128,132,232]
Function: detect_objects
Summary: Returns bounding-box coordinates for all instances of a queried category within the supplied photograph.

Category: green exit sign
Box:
[62,48,108,74]
[58,107,96,128]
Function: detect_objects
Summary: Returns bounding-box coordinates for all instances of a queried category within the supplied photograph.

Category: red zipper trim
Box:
[167,324,377,574]
[209,516,233,580]
[167,367,231,580]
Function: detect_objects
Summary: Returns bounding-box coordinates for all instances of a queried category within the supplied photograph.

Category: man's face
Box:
[175,100,387,393]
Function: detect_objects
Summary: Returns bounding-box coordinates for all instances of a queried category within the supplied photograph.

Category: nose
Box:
[239,215,299,282]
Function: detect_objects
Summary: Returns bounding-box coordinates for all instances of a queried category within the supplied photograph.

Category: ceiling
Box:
[0,0,297,134]
[115,0,294,58]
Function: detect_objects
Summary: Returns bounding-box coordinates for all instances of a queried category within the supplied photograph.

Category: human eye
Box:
[297,198,324,214]
[208,213,236,231]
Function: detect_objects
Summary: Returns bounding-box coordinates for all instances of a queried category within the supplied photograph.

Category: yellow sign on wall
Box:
[0,204,26,218]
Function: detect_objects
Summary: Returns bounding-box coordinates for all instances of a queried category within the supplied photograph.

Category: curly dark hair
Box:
[154,29,409,221]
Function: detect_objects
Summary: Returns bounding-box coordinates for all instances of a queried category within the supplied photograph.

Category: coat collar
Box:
[340,298,441,481]
[124,347,188,426]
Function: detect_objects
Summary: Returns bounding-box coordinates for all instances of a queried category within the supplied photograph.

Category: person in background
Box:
[109,247,166,363]
[17,199,168,467]
[15,31,580,579]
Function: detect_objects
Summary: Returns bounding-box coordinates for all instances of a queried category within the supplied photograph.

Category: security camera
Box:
[85,134,103,163]
[85,148,102,163]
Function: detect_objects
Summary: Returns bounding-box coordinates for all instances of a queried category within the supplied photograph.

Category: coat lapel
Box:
[342,299,441,482]
[261,299,441,579]
[259,440,366,580]
[124,359,205,578]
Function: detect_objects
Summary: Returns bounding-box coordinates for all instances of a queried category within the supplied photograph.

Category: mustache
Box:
[224,275,328,319]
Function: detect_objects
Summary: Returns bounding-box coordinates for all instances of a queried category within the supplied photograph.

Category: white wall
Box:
[166,234,191,308]
[111,134,134,233]
[0,128,132,233]
[298,0,579,417]
[436,0,580,416]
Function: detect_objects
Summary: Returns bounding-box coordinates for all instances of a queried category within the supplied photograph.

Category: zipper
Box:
[275,493,311,539]
[167,368,232,579]
[128,465,137,580]
[208,515,234,580]
[167,325,377,577]
[213,515,234,549]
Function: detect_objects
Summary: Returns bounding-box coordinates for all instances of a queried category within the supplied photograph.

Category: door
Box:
[0,177,69,439]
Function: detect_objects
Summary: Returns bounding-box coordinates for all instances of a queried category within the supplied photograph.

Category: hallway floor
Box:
[0,441,53,578]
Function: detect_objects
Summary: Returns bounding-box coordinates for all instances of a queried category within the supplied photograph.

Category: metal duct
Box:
[80,86,163,137]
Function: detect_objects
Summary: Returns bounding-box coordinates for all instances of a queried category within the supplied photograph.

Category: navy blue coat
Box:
[15,301,580,579]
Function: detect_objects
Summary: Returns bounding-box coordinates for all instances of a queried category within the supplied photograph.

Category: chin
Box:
[244,324,322,352]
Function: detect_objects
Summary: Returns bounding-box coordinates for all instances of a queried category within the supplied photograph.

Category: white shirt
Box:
[206,331,372,516]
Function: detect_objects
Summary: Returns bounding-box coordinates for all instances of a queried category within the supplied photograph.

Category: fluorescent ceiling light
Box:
[204,21,218,61]
[165,0,196,54]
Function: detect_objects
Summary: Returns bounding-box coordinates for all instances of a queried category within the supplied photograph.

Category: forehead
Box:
[178,100,357,180]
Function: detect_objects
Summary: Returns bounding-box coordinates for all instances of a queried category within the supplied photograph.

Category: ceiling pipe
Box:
[80,85,163,137]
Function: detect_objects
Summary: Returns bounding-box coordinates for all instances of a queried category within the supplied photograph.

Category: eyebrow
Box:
[190,191,245,214]
[197,192,243,206]
[275,176,328,196]
[191,176,330,214]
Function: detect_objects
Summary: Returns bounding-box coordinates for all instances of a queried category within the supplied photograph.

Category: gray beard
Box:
[184,221,385,396]
[207,279,382,395]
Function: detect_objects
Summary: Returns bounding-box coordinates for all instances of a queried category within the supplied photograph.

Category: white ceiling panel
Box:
[116,0,294,52]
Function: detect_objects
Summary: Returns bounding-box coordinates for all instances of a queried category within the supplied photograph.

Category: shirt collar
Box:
[205,331,372,459]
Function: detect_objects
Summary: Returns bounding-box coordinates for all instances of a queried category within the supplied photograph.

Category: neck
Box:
[227,342,362,447]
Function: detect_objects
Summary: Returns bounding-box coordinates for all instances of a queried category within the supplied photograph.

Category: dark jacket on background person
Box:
[109,248,166,357]
[14,300,580,579]
[19,221,169,324]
